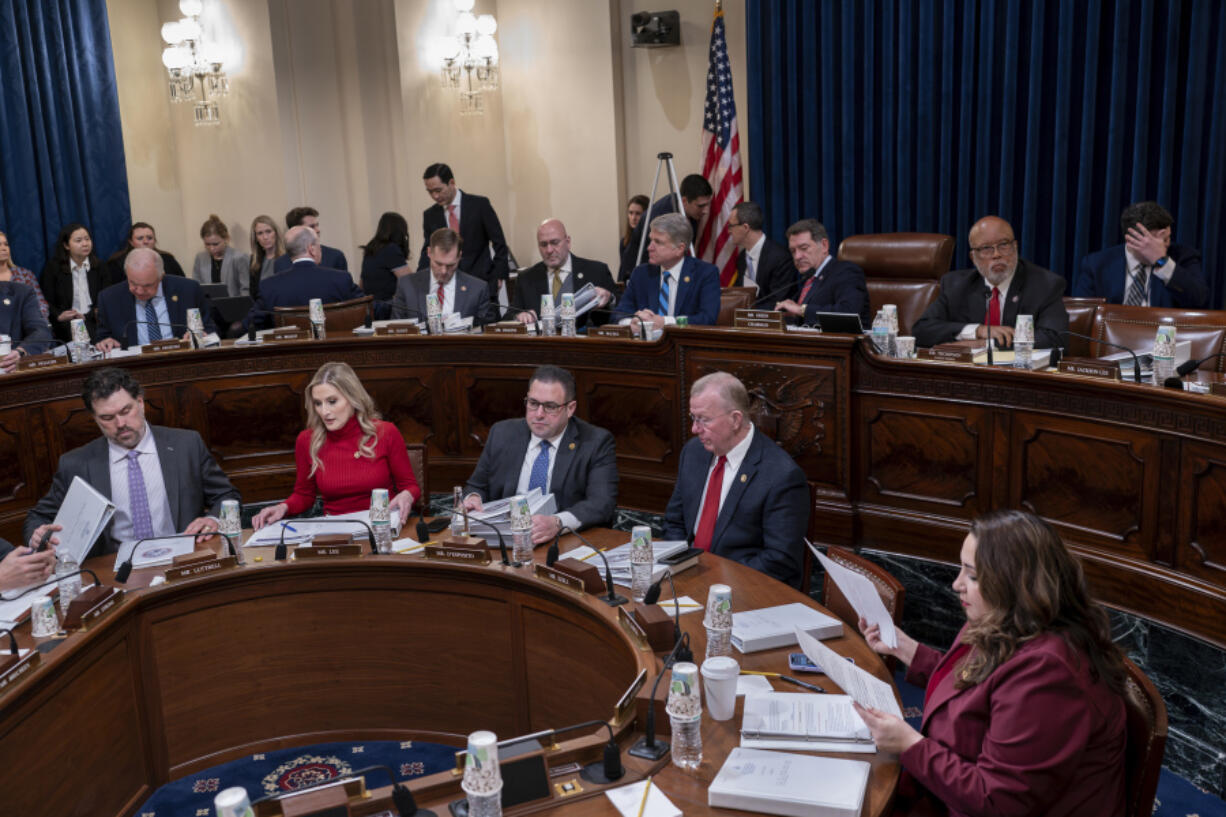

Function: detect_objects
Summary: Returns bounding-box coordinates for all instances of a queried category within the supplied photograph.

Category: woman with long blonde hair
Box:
[252,362,419,528]
[248,214,284,301]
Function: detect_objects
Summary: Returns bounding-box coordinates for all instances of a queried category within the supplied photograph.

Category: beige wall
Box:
[110,0,750,276]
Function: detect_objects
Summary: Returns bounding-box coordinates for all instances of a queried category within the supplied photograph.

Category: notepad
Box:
[731,603,843,653]
[740,692,875,753]
[709,748,870,817]
[605,780,681,817]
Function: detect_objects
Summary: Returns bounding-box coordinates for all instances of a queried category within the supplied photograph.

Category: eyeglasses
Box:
[524,397,572,415]
[690,411,732,428]
[969,239,1017,257]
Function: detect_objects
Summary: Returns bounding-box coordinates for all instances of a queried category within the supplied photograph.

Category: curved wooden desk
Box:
[0,327,1222,647]
[0,531,900,817]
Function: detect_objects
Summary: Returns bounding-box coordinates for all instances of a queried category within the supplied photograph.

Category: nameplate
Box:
[533,563,586,594]
[375,322,421,336]
[733,309,785,331]
[1058,358,1121,380]
[294,545,362,559]
[590,324,633,339]
[552,557,604,594]
[141,338,189,354]
[633,604,676,652]
[424,544,492,565]
[487,322,528,335]
[16,353,67,371]
[165,556,237,581]
[616,606,650,649]
[0,651,41,694]
[266,328,309,341]
[920,346,974,363]
[311,533,355,548]
[172,550,216,566]
[613,668,648,727]
[62,586,125,630]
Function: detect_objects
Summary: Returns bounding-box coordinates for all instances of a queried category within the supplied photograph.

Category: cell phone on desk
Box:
[788,652,854,674]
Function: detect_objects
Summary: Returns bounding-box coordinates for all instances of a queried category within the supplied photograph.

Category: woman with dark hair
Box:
[617,194,650,280]
[40,222,108,341]
[854,509,1128,817]
[0,230,50,318]
[105,222,186,283]
[359,211,411,301]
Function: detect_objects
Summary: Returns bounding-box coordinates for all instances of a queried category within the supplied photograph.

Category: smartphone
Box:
[32,528,54,552]
[788,652,854,673]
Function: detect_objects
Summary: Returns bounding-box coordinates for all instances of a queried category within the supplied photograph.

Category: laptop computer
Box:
[200,283,229,299]
[814,312,864,333]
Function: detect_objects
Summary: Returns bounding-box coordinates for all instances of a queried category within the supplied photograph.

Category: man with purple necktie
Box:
[17,368,239,561]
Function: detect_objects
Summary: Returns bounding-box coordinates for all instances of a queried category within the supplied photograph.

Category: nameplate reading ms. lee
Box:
[533,563,586,594]
[423,544,492,565]
[166,556,238,580]
[293,545,362,559]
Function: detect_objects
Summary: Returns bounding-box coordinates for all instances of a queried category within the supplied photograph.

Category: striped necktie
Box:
[1126,265,1149,306]
[659,271,671,316]
[144,300,161,341]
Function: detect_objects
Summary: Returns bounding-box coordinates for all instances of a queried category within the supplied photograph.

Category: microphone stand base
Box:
[579,760,624,785]
[601,593,629,607]
[627,737,670,761]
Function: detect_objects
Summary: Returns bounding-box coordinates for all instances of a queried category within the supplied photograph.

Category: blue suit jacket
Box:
[95,276,217,348]
[663,431,810,588]
[1073,243,1209,308]
[793,257,872,326]
[249,260,365,329]
[0,282,53,355]
[613,256,721,326]
[273,245,348,274]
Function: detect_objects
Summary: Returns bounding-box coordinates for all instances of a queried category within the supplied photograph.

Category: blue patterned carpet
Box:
[136,739,457,816]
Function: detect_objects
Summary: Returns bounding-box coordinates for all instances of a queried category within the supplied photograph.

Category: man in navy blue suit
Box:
[248,226,364,330]
[774,219,871,327]
[0,280,53,371]
[663,371,809,587]
[613,213,721,330]
[1073,201,1209,308]
[418,163,510,301]
[95,248,216,351]
[272,206,349,273]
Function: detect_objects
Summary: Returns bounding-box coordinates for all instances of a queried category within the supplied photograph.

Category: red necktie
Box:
[987,287,1001,327]
[693,455,727,551]
[436,283,445,309]
[448,205,459,231]
[798,273,817,304]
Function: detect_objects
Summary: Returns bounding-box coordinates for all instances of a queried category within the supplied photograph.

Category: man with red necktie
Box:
[774,218,871,327]
[912,215,1069,350]
[418,163,510,304]
[663,371,809,588]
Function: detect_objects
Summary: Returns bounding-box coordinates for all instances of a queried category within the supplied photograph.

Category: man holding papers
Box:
[663,372,809,587]
[462,366,617,544]
[510,219,616,329]
[23,368,239,559]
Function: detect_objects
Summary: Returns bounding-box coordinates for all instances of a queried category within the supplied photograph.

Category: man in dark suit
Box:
[613,213,721,329]
[663,371,809,587]
[511,219,616,328]
[21,368,239,561]
[774,219,871,327]
[619,173,712,281]
[1073,201,1209,308]
[249,226,365,330]
[272,206,349,273]
[417,163,510,300]
[462,365,618,544]
[913,215,1069,349]
[393,228,491,326]
[0,281,54,371]
[726,201,797,306]
[95,248,217,351]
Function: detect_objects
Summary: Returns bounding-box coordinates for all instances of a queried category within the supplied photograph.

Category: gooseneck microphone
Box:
[1176,352,1226,378]
[627,630,692,761]
[114,531,244,579]
[275,518,378,561]
[9,567,102,597]
[983,287,995,366]
[545,529,562,566]
[0,628,20,655]
[415,518,431,545]
[1058,329,1143,383]
[563,528,627,606]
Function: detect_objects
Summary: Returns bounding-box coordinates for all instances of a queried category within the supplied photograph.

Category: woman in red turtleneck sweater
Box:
[251,362,419,529]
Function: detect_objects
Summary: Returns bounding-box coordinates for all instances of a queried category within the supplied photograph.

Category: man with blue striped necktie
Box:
[94,248,216,352]
[17,368,240,562]
[613,213,721,332]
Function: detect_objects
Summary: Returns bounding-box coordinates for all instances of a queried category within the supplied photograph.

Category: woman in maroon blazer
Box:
[855,510,1128,817]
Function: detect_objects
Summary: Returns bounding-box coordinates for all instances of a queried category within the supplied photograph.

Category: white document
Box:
[654,595,702,614]
[741,692,871,744]
[465,490,555,540]
[795,627,903,718]
[114,535,197,570]
[571,282,601,317]
[392,537,424,554]
[811,544,897,648]
[51,476,116,566]
[245,508,401,547]
[709,748,870,817]
[0,594,39,629]
[737,674,775,696]
[731,602,843,653]
[562,543,670,588]
[604,780,681,817]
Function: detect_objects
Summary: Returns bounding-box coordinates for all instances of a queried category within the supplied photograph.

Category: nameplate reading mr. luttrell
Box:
[166,556,238,581]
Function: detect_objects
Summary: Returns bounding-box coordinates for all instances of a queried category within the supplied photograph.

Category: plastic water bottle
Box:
[451,485,467,537]
[629,526,653,602]
[510,496,533,562]
[427,293,444,335]
[1152,319,1176,385]
[56,553,82,617]
[870,310,889,355]
[1013,314,1034,369]
[666,662,703,770]
[539,294,556,336]
[882,304,899,356]
[68,318,91,362]
[309,298,326,340]
[559,293,577,337]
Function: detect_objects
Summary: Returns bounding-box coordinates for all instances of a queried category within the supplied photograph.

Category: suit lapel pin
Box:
[739,474,747,483]
[172,295,179,302]
[460,285,467,292]
[2,298,9,306]
[568,442,576,450]
[683,276,691,283]
[577,273,584,280]
[1012,295,1019,303]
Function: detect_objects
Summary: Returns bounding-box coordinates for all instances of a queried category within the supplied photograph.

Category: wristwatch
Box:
[1154,257,1168,268]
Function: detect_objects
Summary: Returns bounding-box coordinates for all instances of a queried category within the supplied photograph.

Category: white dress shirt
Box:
[447,188,464,230]
[430,275,459,315]
[1123,247,1176,307]
[515,423,580,532]
[696,424,756,526]
[70,259,92,314]
[744,233,767,289]
[957,270,1016,340]
[108,423,176,547]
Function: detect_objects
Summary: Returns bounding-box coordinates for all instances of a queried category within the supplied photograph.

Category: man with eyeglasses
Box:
[913,216,1068,349]
[774,219,871,326]
[462,366,618,544]
[663,371,809,588]
[726,202,798,307]
[510,219,617,329]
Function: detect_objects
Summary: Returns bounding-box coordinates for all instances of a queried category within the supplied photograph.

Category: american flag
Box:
[697,2,744,287]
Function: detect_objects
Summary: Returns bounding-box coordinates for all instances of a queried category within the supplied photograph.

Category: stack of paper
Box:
[113,535,197,570]
[464,489,556,540]
[561,539,688,588]
[443,314,474,334]
[740,692,874,753]
[709,748,870,817]
[572,282,601,317]
[794,627,904,719]
[810,544,897,648]
[731,603,843,653]
[245,508,402,548]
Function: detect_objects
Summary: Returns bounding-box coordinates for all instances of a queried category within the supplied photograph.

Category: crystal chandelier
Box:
[438,0,499,116]
[160,0,229,126]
